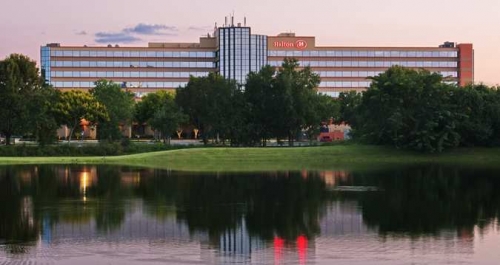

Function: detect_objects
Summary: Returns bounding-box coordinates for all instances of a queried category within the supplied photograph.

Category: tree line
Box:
[341,66,500,152]
[1,53,500,152]
[0,54,335,146]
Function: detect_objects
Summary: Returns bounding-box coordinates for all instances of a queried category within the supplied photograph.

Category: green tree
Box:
[134,90,171,138]
[175,76,211,143]
[243,59,332,146]
[29,85,61,146]
[338,91,362,126]
[353,66,461,152]
[54,90,108,142]
[306,94,341,141]
[450,84,500,146]
[206,75,244,145]
[244,65,277,146]
[176,73,242,145]
[149,93,188,145]
[272,58,321,146]
[90,80,135,142]
[0,54,44,145]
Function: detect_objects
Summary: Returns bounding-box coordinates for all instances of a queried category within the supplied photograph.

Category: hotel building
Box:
[40,19,473,97]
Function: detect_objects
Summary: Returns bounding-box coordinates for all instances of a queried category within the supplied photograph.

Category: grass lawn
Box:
[0,144,500,172]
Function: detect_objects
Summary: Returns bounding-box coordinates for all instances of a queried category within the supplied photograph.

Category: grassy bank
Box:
[0,145,500,172]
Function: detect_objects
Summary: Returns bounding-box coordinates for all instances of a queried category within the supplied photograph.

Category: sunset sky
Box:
[1,0,498,85]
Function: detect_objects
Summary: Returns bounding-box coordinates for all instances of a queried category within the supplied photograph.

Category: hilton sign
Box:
[273,40,308,49]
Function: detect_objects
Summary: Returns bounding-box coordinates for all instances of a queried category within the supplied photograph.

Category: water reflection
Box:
[0,165,499,264]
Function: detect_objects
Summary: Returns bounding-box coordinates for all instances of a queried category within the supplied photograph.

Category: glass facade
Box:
[250,35,267,72]
[217,27,267,85]
[40,46,51,83]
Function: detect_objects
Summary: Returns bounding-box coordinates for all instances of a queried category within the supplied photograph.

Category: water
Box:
[0,165,499,264]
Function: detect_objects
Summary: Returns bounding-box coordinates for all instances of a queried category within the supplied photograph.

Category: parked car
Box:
[320,135,333,142]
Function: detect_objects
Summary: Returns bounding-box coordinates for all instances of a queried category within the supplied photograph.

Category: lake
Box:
[0,165,499,264]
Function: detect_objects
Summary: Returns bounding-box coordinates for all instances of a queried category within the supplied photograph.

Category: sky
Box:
[1,0,499,85]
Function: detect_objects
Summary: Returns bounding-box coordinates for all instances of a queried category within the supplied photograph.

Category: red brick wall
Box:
[458,44,474,86]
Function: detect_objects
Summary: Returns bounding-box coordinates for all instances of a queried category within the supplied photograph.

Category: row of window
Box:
[50,71,210,78]
[318,81,372,88]
[269,60,458,68]
[319,91,341,98]
[317,80,458,89]
[314,71,458,78]
[50,80,372,89]
[50,80,458,90]
[51,59,457,69]
[50,81,189,88]
[48,69,458,80]
[49,49,459,58]
[49,50,215,58]
[50,61,215,68]
[269,50,458,58]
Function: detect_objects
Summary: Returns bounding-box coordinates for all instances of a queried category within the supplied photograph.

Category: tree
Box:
[149,94,188,145]
[0,54,44,145]
[175,76,211,144]
[338,91,362,126]
[271,58,321,146]
[29,85,61,146]
[353,66,461,152]
[90,80,135,142]
[450,84,500,146]
[54,90,108,142]
[134,90,171,138]
[176,73,242,145]
[305,94,341,142]
[244,65,277,146]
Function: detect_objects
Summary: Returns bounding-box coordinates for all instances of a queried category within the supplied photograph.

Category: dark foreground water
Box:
[0,165,499,264]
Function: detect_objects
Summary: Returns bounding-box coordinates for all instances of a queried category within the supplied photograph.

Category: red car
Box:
[320,136,333,142]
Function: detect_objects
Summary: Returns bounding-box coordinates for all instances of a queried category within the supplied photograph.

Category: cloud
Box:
[76,30,87,36]
[94,23,179,44]
[188,26,212,31]
[124,23,178,36]
[94,32,141,44]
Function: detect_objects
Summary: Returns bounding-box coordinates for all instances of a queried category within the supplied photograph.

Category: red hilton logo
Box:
[273,39,308,50]
[295,40,307,49]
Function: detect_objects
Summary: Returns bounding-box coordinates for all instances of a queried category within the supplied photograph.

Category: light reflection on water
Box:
[0,165,499,264]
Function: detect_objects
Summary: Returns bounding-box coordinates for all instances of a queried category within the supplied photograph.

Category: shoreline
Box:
[0,145,499,172]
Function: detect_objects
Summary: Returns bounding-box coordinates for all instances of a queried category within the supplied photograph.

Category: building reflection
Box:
[1,165,499,262]
[318,170,350,187]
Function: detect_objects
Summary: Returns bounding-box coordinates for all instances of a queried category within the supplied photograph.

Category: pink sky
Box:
[1,0,498,85]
